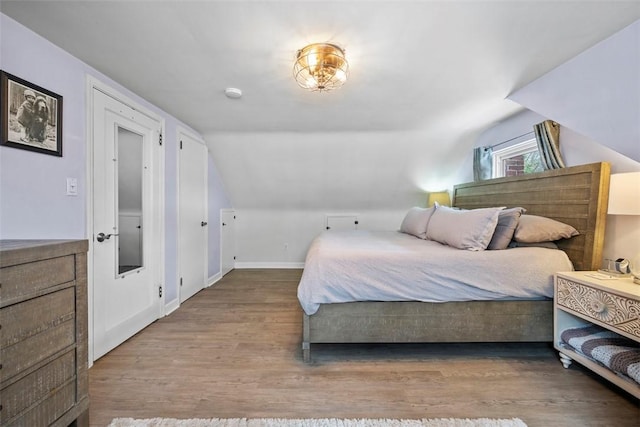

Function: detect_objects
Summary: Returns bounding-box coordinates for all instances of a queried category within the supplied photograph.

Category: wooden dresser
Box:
[0,240,89,427]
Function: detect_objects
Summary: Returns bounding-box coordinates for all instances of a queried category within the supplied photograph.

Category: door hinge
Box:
[233,256,236,260]
[159,133,163,146]
[180,140,183,150]
[159,286,163,298]
[180,277,183,287]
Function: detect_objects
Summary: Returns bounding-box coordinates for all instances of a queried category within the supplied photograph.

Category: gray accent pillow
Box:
[487,207,526,250]
[426,206,504,251]
[399,206,436,239]
[513,215,579,242]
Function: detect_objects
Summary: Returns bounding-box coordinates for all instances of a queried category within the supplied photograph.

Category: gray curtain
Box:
[534,120,565,170]
[473,146,493,181]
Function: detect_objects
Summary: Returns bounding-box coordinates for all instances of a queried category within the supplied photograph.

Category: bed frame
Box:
[302,162,610,362]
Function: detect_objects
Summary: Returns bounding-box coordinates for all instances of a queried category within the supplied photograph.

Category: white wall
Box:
[206,129,476,264]
[0,15,87,239]
[232,208,405,266]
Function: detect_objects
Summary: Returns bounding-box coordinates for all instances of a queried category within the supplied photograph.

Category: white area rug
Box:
[108,418,528,427]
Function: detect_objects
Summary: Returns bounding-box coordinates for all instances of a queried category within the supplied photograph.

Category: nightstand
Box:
[554,271,640,398]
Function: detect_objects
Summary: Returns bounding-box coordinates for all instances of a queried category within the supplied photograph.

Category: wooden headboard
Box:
[452,162,610,271]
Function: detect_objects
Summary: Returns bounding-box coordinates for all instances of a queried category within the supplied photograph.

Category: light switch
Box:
[66,177,78,196]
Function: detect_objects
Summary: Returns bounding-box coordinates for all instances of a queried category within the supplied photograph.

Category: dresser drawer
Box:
[0,255,76,307]
[0,287,76,381]
[0,349,76,424]
[3,379,76,427]
[556,276,640,339]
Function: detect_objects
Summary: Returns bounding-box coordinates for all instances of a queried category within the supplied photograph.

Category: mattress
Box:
[297,230,573,315]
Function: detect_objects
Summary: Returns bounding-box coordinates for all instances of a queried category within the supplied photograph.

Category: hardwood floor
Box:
[88,269,639,427]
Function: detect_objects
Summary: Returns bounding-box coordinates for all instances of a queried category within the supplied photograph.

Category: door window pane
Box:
[117,126,144,275]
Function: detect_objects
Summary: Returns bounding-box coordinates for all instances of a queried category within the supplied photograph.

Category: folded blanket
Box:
[561,324,640,384]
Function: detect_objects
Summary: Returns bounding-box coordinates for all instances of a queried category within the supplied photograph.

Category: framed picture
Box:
[1,70,63,157]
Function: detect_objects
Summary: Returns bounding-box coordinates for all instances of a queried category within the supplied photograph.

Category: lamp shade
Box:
[630,252,640,284]
[607,172,640,215]
[427,191,451,207]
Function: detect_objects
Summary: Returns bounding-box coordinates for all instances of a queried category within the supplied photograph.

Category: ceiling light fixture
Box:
[293,43,349,92]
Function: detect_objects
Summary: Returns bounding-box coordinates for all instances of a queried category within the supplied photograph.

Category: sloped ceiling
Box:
[509,21,640,163]
[3,1,639,211]
[2,1,639,134]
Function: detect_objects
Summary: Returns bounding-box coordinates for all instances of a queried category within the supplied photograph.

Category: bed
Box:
[299,162,610,362]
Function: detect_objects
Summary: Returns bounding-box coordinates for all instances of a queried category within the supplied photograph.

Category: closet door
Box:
[221,209,235,276]
[178,131,208,303]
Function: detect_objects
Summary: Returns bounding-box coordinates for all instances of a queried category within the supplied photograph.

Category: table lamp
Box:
[607,172,640,284]
[427,191,451,207]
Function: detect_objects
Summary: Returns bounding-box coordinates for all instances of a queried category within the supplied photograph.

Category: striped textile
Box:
[561,324,640,384]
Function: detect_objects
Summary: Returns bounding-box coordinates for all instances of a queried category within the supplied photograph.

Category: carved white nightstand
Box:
[554,271,640,398]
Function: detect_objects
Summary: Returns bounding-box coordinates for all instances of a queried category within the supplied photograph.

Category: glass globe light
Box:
[293,43,349,92]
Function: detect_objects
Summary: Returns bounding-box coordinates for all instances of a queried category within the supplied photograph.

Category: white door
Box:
[92,89,163,359]
[178,131,208,302]
[221,209,236,276]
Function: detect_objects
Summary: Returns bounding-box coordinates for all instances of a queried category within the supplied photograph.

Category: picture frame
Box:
[1,70,63,157]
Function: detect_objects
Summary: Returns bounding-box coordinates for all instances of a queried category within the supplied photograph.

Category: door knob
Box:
[201,221,208,227]
[96,232,119,242]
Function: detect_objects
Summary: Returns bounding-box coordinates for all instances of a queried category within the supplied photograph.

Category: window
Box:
[492,139,543,178]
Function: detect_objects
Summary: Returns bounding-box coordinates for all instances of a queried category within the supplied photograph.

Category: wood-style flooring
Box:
[88,269,639,427]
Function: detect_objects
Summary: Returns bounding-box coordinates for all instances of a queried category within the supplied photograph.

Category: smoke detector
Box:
[224,88,242,99]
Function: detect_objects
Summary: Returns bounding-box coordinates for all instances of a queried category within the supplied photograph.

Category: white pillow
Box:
[399,206,436,239]
[426,206,504,251]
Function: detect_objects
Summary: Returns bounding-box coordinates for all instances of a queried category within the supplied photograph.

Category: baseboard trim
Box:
[164,298,180,316]
[234,262,305,269]
[207,272,222,287]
